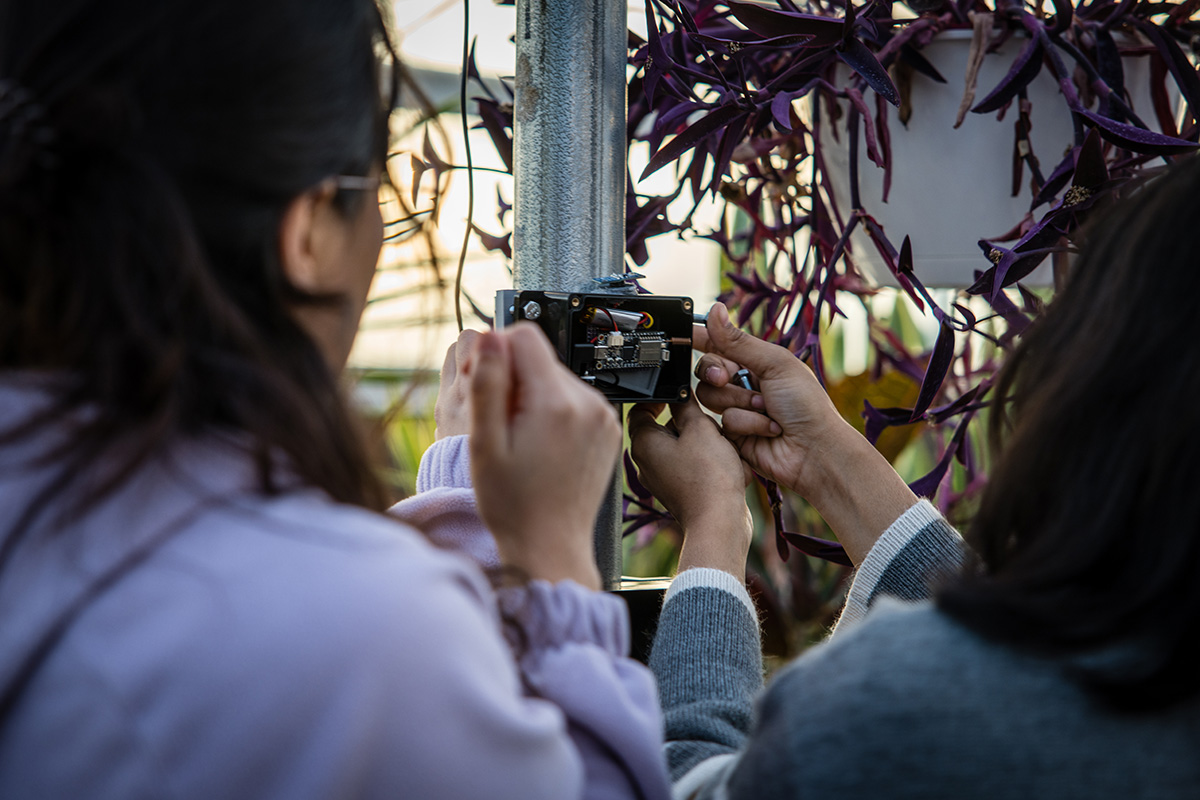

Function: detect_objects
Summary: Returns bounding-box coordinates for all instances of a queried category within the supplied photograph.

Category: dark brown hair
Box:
[0,0,400,561]
[938,155,1200,712]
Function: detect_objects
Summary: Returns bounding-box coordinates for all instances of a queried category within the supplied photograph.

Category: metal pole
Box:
[513,0,627,590]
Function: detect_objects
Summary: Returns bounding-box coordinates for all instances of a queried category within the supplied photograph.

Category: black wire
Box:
[454,0,475,333]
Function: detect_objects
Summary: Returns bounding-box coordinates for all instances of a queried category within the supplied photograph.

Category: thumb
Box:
[503,322,571,396]
[468,332,512,465]
[627,403,666,439]
[668,393,709,431]
[705,302,795,380]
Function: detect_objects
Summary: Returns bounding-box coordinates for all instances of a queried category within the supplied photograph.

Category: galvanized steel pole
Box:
[513,0,628,590]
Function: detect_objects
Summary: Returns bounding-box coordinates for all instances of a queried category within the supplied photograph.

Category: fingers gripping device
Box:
[496,275,694,403]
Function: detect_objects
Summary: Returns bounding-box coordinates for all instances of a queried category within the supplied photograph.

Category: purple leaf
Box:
[642,1,674,104]
[863,401,916,445]
[624,450,653,500]
[641,104,748,180]
[709,113,750,197]
[967,269,1032,336]
[691,31,815,52]
[771,91,799,131]
[673,0,699,34]
[1076,109,1200,156]
[1017,284,1045,315]
[927,382,986,424]
[845,87,883,166]
[1032,151,1075,208]
[779,530,853,565]
[421,129,452,174]
[685,147,707,199]
[897,234,914,277]
[475,98,513,173]
[908,415,972,499]
[1093,28,1126,120]
[496,187,512,226]
[972,37,1045,114]
[464,291,495,328]
[410,155,428,207]
[738,292,767,325]
[471,224,512,259]
[726,1,845,46]
[726,271,759,292]
[861,215,923,311]
[948,302,977,332]
[858,214,896,271]
[465,40,498,104]
[1150,53,1180,138]
[976,210,1068,299]
[909,319,955,422]
[985,247,1050,300]
[650,101,702,154]
[776,530,790,562]
[622,510,671,545]
[1135,21,1200,116]
[838,38,901,107]
[898,44,946,84]
[1072,128,1108,189]
[876,92,893,201]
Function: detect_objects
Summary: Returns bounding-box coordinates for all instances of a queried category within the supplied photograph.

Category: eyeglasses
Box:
[332,175,381,192]
[330,174,418,243]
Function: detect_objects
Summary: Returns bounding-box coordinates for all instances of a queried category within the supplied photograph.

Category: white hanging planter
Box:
[819,28,1161,289]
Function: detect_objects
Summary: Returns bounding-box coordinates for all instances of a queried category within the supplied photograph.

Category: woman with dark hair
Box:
[631,157,1200,798]
[0,2,669,797]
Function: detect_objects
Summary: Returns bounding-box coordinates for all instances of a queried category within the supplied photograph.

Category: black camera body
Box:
[495,287,694,403]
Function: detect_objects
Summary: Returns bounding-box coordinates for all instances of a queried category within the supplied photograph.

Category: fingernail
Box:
[769,420,782,435]
[715,303,732,328]
[705,366,721,384]
[751,394,765,410]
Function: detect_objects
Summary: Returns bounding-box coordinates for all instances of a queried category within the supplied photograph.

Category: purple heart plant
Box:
[458,0,1199,653]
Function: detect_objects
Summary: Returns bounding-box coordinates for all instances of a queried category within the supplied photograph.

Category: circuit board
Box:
[497,290,693,403]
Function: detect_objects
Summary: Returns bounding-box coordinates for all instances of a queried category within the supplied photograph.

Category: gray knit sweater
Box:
[649,501,1200,799]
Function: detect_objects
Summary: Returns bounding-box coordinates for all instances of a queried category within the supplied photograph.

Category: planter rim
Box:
[919,25,1147,43]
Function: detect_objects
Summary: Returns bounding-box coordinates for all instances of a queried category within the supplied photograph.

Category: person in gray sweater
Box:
[630,156,1200,798]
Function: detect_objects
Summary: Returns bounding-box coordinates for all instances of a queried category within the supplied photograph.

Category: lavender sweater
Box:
[0,382,670,799]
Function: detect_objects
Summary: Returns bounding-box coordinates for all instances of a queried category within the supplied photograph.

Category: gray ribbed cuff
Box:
[835,499,942,631]
[664,567,757,622]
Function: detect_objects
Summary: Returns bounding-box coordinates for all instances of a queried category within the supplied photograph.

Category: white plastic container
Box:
[819,29,1159,288]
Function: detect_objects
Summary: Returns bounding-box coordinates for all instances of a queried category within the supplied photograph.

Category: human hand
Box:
[692,303,853,499]
[468,323,621,590]
[628,397,753,579]
[434,330,480,439]
[693,303,917,565]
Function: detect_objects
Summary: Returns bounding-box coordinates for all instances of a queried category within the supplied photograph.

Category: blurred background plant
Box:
[380,0,1199,662]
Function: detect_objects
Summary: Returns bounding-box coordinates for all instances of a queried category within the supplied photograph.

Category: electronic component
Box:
[582,306,646,332]
[496,289,693,403]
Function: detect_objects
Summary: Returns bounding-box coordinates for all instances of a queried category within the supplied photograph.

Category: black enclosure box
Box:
[497,290,694,403]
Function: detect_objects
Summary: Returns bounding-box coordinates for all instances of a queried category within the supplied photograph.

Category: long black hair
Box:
[938,155,1200,712]
[0,0,399,555]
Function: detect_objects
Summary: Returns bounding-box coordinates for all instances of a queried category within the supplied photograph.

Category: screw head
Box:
[683,299,693,312]
[678,388,690,400]
[569,296,582,308]
[522,301,542,320]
